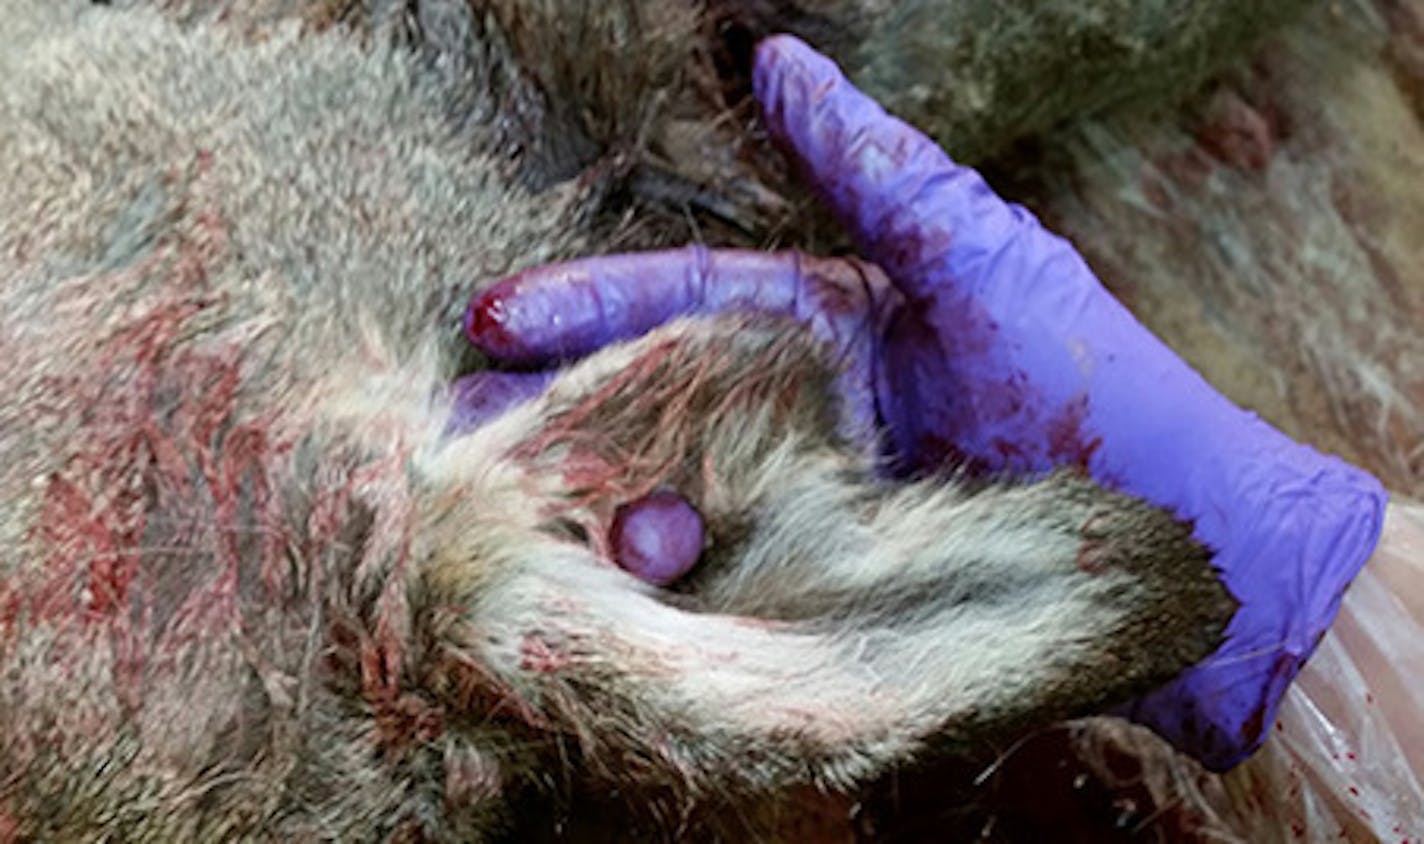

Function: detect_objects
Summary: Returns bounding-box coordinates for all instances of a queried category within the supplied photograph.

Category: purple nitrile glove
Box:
[754,35,1385,769]
[461,35,1388,770]
[466,248,901,447]
[447,370,556,436]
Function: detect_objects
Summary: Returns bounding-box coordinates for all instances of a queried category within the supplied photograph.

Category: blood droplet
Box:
[466,286,519,357]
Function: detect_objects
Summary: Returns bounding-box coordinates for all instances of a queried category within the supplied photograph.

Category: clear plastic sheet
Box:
[1060,501,1424,842]
[1228,499,1424,840]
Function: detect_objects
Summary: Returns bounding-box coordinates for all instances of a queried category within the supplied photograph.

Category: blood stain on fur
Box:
[519,633,571,674]
[1195,90,1277,171]
[1074,511,1115,575]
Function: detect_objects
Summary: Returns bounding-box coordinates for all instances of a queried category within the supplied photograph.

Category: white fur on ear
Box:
[416,315,1231,812]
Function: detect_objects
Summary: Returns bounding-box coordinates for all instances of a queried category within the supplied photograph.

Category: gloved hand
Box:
[456,35,1388,771]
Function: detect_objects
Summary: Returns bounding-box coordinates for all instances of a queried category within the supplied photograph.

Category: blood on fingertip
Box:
[610,490,705,587]
[466,286,519,357]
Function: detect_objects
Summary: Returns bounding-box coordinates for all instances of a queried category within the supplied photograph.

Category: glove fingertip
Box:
[752,36,1042,296]
[447,370,555,435]
[752,34,867,182]
[751,34,831,121]
[466,279,532,363]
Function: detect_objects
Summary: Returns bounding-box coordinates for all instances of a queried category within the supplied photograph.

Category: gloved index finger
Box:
[466,247,900,444]
[753,34,1053,300]
[467,247,893,366]
[467,247,705,367]
[467,247,817,366]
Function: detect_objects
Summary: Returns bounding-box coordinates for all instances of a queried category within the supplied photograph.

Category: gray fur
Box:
[0,3,1233,840]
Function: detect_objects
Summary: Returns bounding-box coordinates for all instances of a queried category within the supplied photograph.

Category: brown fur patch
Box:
[511,320,837,551]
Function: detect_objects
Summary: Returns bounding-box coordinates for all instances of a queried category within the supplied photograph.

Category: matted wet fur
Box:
[0,2,1234,840]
